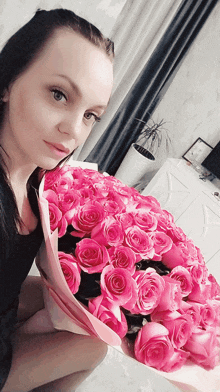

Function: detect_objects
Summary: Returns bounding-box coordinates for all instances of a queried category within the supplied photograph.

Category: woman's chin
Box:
[38,158,66,171]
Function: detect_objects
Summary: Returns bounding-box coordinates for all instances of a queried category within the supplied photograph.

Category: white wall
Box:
[0,0,127,49]
[151,2,220,163]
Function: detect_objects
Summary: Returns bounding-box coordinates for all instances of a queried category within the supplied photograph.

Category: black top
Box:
[0,220,43,313]
[0,173,43,389]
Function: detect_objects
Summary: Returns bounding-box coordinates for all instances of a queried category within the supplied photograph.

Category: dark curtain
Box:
[85,0,218,175]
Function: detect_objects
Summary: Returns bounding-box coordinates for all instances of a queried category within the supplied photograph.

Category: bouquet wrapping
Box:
[36,161,220,392]
[36,162,121,346]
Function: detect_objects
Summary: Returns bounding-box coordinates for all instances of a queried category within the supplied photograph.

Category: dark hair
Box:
[0,8,114,245]
[0,8,114,123]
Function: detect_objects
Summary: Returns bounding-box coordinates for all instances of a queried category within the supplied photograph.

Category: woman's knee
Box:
[90,336,108,368]
[66,333,108,371]
[5,331,107,392]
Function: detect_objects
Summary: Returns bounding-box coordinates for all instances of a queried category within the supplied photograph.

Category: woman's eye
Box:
[84,112,101,124]
[51,89,67,102]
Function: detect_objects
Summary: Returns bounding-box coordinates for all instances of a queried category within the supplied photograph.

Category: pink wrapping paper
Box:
[36,176,121,347]
[36,166,220,392]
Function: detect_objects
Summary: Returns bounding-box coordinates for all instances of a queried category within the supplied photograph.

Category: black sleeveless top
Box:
[0,174,43,389]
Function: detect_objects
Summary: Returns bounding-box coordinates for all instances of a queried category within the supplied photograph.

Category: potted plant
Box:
[115,117,170,187]
[135,117,171,158]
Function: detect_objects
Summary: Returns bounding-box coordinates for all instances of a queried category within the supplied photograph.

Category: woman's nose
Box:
[59,111,83,140]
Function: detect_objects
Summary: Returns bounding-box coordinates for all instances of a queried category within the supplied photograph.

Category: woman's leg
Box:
[3,330,107,392]
[17,275,44,324]
[2,275,107,392]
[32,369,93,392]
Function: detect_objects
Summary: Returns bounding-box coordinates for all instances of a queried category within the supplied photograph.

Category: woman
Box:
[0,8,114,392]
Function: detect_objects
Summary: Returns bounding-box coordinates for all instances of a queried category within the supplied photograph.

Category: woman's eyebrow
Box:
[53,73,82,97]
[52,73,108,109]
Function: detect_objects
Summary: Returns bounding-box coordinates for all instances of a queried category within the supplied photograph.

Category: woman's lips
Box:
[44,141,70,157]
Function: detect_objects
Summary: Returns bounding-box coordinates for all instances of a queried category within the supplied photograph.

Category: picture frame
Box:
[182,137,213,165]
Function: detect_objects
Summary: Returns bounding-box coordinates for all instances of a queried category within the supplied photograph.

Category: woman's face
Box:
[1,28,113,171]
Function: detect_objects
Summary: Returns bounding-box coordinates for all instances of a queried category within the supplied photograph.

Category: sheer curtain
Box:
[84,0,218,175]
[76,0,183,161]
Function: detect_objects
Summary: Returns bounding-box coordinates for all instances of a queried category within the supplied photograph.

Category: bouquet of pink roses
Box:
[39,164,220,374]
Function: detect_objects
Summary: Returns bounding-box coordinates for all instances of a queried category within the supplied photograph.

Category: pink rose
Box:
[58,190,80,214]
[58,251,81,294]
[75,238,109,274]
[57,215,68,238]
[125,226,154,259]
[51,169,74,193]
[115,212,134,230]
[179,301,201,330]
[162,243,185,269]
[99,189,126,214]
[44,168,62,191]
[100,265,137,308]
[78,187,95,204]
[168,224,186,243]
[150,231,173,259]
[184,328,220,369]
[186,264,205,285]
[88,295,128,338]
[196,246,206,266]
[155,276,182,312]
[56,175,73,193]
[177,239,198,265]
[102,200,124,215]
[156,209,174,232]
[43,189,62,232]
[188,282,211,304]
[70,166,87,189]
[83,168,104,181]
[187,245,207,282]
[108,180,135,204]
[169,266,193,297]
[199,300,219,330]
[91,179,107,191]
[133,209,157,232]
[108,245,136,275]
[151,309,174,323]
[101,174,122,186]
[161,311,193,349]
[71,201,105,236]
[92,182,111,199]
[91,217,124,247]
[151,309,193,349]
[43,188,59,206]
[131,268,165,315]
[136,195,162,214]
[134,322,174,370]
[208,274,220,299]
[161,348,190,372]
